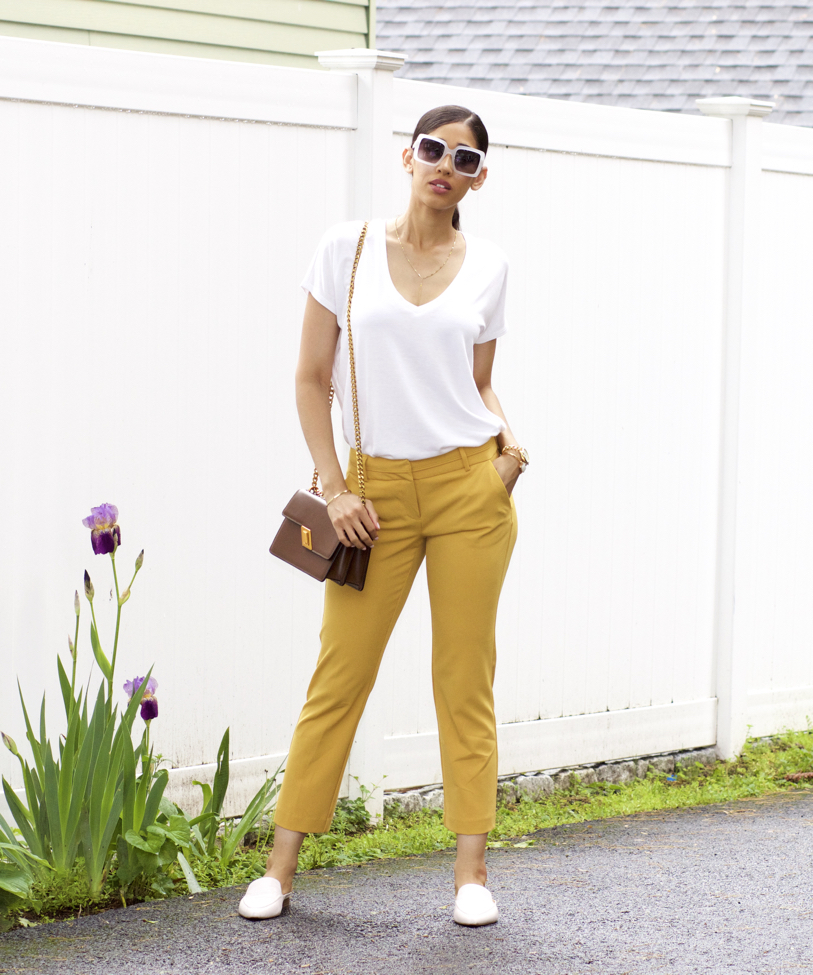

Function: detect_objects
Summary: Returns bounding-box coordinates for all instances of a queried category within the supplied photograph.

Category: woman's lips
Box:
[429,179,452,193]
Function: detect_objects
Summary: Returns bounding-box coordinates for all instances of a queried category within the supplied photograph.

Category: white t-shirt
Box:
[301,218,508,461]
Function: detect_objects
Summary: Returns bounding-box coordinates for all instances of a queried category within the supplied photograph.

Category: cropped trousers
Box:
[273,438,518,836]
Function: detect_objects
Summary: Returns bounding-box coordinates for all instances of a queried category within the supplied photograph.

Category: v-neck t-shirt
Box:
[301,218,509,461]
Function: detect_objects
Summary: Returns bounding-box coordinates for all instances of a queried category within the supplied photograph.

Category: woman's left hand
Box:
[492,453,521,497]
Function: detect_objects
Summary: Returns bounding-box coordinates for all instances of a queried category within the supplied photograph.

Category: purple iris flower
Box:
[82,504,121,555]
[124,675,159,722]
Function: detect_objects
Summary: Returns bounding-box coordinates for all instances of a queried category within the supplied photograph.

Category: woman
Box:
[240,105,529,927]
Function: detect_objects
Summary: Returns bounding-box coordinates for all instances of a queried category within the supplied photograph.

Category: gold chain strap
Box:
[310,221,369,505]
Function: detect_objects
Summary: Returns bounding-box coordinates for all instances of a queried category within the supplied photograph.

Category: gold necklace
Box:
[394,217,458,305]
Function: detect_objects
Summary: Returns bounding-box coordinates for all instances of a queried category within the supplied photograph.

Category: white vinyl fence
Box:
[1,36,813,818]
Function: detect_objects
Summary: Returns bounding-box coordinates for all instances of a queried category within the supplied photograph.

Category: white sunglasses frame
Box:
[411,134,486,178]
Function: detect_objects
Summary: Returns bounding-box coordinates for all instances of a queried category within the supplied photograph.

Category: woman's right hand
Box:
[327,492,380,549]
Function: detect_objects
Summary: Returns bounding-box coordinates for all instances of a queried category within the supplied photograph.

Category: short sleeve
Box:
[476,255,509,344]
[301,227,339,315]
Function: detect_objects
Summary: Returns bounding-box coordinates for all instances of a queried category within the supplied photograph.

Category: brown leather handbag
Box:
[269,223,371,591]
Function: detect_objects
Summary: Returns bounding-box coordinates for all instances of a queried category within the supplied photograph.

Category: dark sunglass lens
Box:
[454,149,480,174]
[418,138,445,163]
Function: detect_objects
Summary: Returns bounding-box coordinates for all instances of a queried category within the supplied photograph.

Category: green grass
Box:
[21,863,122,924]
[293,728,813,868]
[6,728,813,928]
[491,729,813,842]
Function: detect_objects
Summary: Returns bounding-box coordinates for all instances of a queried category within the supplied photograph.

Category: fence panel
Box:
[0,52,356,813]
[376,87,728,784]
[739,159,813,737]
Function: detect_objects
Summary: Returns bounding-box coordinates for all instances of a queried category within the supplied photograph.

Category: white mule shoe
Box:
[238,876,291,919]
[453,883,498,926]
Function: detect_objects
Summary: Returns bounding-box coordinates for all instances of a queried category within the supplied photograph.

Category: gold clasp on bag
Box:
[301,526,313,550]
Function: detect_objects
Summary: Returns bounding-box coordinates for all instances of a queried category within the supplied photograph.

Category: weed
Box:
[330,796,372,837]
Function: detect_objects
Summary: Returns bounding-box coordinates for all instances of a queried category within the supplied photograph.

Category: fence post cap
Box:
[696,96,774,119]
[317,49,406,72]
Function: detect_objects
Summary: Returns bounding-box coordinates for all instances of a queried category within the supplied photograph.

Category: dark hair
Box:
[410,105,489,231]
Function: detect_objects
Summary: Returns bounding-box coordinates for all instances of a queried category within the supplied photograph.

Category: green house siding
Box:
[0,0,373,69]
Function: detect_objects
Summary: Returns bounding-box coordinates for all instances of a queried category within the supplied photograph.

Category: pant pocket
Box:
[483,458,512,502]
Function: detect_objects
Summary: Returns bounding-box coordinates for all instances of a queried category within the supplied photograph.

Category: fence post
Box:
[317,48,406,820]
[318,49,405,222]
[696,96,773,760]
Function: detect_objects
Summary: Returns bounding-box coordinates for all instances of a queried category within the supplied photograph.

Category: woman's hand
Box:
[492,453,521,498]
[327,492,381,549]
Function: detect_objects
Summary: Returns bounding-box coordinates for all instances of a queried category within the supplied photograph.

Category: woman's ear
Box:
[471,166,488,191]
[402,146,414,174]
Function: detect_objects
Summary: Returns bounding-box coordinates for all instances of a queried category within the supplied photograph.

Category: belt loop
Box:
[458,447,471,472]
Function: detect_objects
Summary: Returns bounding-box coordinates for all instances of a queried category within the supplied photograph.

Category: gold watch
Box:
[501,444,530,473]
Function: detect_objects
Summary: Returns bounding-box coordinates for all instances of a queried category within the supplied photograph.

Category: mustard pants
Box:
[274,438,518,835]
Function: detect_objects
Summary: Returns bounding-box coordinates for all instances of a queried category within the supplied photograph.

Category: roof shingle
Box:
[377,0,813,123]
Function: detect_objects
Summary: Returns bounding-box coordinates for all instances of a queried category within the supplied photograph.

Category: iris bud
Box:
[135,550,144,572]
[74,590,80,616]
[1,732,18,757]
[84,570,94,603]
[68,635,76,660]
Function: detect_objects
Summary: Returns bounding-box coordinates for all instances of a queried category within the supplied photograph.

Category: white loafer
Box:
[238,876,291,919]
[453,883,498,926]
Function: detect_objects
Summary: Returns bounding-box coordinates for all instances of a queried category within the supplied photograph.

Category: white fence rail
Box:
[1,36,812,818]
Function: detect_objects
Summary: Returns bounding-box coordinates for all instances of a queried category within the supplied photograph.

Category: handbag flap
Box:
[281,489,341,559]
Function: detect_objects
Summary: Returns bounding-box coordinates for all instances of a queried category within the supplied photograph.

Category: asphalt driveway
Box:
[2,789,812,975]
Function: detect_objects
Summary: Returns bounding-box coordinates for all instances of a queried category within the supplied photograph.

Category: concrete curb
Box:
[383,746,719,815]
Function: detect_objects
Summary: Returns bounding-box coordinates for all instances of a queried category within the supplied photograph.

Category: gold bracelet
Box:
[326,489,351,508]
[500,444,529,472]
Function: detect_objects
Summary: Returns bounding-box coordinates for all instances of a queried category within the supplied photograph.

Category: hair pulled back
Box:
[410,105,489,231]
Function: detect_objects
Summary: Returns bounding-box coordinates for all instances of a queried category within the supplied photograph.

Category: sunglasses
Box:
[411,134,486,177]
